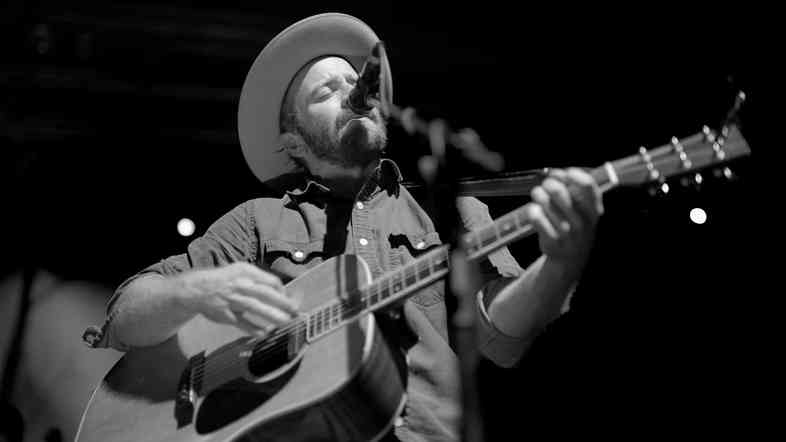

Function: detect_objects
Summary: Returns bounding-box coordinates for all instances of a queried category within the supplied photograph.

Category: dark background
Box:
[1,1,765,439]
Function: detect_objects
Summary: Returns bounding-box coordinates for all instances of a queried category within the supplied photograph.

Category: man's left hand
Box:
[525,167,604,263]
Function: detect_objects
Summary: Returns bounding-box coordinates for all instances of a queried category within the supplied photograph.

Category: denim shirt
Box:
[85,159,532,442]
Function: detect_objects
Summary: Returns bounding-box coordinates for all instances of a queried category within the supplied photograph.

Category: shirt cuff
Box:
[475,290,531,368]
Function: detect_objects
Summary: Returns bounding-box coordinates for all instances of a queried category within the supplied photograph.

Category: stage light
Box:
[177,218,195,237]
[689,208,707,225]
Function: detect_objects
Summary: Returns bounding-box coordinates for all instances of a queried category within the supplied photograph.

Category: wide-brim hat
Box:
[238,13,384,185]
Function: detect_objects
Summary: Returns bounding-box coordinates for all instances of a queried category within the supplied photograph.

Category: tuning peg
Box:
[702,125,716,143]
[681,172,703,191]
[639,146,660,181]
[713,166,735,181]
[648,179,670,197]
[671,136,692,170]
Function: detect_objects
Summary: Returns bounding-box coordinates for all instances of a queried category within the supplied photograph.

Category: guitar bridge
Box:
[175,352,204,428]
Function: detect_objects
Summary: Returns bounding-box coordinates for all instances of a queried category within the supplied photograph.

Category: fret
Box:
[379,278,391,300]
[432,251,449,273]
[315,309,323,335]
[390,272,403,294]
[417,258,431,279]
[331,303,341,327]
[308,313,315,337]
[368,282,380,305]
[479,225,498,247]
[404,264,417,286]
[515,207,527,227]
[323,306,332,330]
[345,297,359,318]
[497,214,517,237]
[337,300,347,321]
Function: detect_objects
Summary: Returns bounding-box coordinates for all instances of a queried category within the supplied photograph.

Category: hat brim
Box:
[238,13,382,185]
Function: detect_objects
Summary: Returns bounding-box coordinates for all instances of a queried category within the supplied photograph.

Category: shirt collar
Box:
[285,158,404,204]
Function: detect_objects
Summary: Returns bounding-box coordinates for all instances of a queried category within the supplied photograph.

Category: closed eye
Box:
[315,86,333,100]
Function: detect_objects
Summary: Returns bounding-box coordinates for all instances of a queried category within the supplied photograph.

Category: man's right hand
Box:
[175,262,299,335]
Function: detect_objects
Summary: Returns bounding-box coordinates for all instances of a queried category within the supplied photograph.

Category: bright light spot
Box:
[660,182,670,194]
[177,218,196,237]
[689,208,707,225]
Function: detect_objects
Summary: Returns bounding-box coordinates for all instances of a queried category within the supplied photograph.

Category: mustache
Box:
[334,108,383,134]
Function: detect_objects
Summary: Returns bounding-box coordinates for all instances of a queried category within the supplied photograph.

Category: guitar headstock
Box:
[596,123,751,192]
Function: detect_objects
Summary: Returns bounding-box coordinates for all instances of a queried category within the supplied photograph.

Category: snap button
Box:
[415,241,426,250]
[394,417,404,427]
[355,201,364,210]
[293,250,305,261]
[358,238,368,246]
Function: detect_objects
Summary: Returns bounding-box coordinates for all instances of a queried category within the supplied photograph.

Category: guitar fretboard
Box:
[302,123,750,342]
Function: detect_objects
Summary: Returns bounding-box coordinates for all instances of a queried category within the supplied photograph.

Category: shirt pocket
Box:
[263,239,325,280]
[388,230,443,307]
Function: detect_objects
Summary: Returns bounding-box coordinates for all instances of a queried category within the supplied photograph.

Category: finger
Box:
[237,280,299,314]
[564,168,604,221]
[237,312,276,337]
[236,263,285,292]
[531,185,570,236]
[524,203,558,241]
[202,307,243,327]
[457,128,480,145]
[548,168,568,181]
[200,306,272,337]
[541,177,584,232]
[227,293,293,326]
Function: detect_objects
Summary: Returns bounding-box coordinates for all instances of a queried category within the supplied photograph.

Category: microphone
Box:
[345,43,383,115]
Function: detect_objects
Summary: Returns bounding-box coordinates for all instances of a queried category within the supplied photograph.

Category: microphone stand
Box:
[367,41,504,442]
[417,122,485,442]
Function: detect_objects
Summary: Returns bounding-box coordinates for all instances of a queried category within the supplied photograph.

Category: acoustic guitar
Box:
[76,124,750,442]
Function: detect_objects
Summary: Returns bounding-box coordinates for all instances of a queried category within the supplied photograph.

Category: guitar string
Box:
[192,262,451,385]
[192,263,441,382]
[192,290,399,385]
[192,212,532,384]
[193,205,549,385]
[190,215,532,385]
[191,143,724,385]
[191,242,471,384]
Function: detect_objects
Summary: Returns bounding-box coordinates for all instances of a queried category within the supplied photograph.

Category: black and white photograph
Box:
[1,2,762,441]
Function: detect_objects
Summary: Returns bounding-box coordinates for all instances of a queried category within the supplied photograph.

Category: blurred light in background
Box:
[689,208,707,225]
[177,218,195,237]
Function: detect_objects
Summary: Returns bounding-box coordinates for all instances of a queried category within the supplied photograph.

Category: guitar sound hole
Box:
[195,359,300,434]
[248,331,296,377]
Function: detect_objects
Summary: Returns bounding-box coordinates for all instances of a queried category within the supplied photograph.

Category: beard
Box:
[296,108,388,168]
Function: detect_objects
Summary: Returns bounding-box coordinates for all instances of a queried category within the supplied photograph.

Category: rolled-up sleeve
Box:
[83,201,258,349]
[455,197,536,367]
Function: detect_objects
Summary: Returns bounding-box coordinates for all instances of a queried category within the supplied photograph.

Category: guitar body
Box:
[76,255,406,442]
[76,123,752,442]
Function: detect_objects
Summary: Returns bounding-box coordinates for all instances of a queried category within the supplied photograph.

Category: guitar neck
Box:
[304,164,615,341]
[303,124,750,342]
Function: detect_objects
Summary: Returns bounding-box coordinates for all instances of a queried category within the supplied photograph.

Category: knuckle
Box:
[531,187,548,203]
[542,178,560,192]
